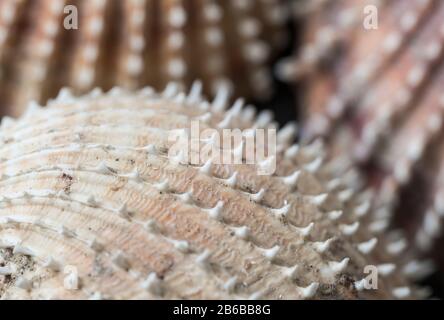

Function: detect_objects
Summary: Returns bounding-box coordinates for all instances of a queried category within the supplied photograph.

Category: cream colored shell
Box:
[0,84,422,299]
[0,0,288,117]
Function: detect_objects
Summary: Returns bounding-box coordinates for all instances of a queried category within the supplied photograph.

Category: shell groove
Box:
[0,84,422,299]
[0,0,288,117]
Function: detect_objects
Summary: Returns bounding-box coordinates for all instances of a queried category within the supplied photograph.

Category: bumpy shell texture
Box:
[0,0,288,117]
[283,0,444,269]
[0,83,423,299]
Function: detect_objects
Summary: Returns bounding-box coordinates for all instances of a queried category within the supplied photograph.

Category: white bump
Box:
[327,210,343,221]
[60,225,75,238]
[112,252,130,270]
[223,276,237,293]
[262,245,280,261]
[249,188,265,203]
[94,162,114,175]
[243,41,270,64]
[239,18,260,38]
[309,193,328,206]
[255,110,274,128]
[89,292,104,300]
[167,31,184,50]
[407,65,426,88]
[281,170,301,187]
[403,260,435,280]
[154,180,169,192]
[163,82,180,98]
[196,112,212,123]
[338,189,354,202]
[369,219,389,234]
[223,172,238,187]
[44,257,62,272]
[386,238,407,256]
[327,257,349,274]
[24,101,42,117]
[248,291,263,300]
[426,113,442,133]
[126,55,143,76]
[258,156,275,174]
[187,80,203,104]
[340,222,360,236]
[423,209,441,237]
[205,27,224,46]
[277,122,298,144]
[203,3,222,22]
[167,58,186,78]
[172,240,190,253]
[145,219,159,234]
[212,84,230,112]
[206,201,224,221]
[196,250,211,269]
[56,87,74,101]
[269,201,291,218]
[312,237,335,253]
[382,32,402,53]
[13,244,35,256]
[0,266,13,276]
[357,238,378,254]
[141,273,163,296]
[326,96,345,118]
[232,226,249,240]
[126,168,143,182]
[400,11,418,31]
[424,41,442,61]
[89,238,104,252]
[284,144,300,159]
[392,287,411,299]
[297,282,319,299]
[294,222,314,237]
[304,157,323,173]
[168,7,187,28]
[355,201,370,217]
[377,263,396,276]
[15,277,32,291]
[87,195,98,207]
[282,265,299,279]
[354,278,367,291]
[178,191,193,204]
[116,203,130,220]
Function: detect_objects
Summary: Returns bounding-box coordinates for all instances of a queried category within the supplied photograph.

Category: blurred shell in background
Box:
[280,0,444,284]
[0,84,426,299]
[0,0,289,117]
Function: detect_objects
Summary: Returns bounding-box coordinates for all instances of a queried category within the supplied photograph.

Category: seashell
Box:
[282,0,444,278]
[0,84,422,299]
[0,0,289,117]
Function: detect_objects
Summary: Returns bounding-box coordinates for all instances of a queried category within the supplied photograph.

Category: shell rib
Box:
[0,0,289,117]
[283,0,444,275]
[0,84,421,299]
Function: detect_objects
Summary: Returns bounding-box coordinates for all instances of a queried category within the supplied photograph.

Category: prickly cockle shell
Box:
[0,84,420,299]
[0,0,288,117]
[280,0,444,268]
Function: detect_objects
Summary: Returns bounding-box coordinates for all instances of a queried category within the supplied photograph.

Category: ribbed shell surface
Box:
[0,0,288,117]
